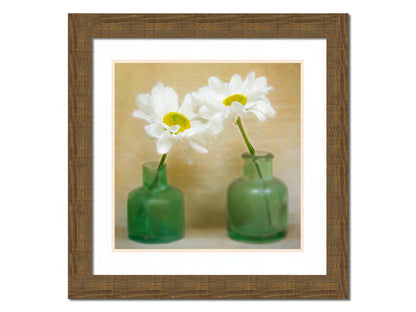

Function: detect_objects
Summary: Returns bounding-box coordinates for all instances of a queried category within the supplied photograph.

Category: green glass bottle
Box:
[127,161,185,244]
[227,152,288,243]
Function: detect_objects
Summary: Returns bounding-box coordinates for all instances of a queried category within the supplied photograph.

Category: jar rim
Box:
[241,151,274,159]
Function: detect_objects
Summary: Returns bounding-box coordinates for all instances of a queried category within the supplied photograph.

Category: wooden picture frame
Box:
[68,14,349,299]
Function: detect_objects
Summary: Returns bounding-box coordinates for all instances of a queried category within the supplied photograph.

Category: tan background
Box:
[114,62,301,249]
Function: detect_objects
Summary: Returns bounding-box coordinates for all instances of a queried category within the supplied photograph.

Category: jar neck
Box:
[241,152,274,181]
[142,161,168,190]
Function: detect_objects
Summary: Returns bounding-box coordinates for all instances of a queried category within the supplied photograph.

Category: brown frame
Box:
[68,14,349,299]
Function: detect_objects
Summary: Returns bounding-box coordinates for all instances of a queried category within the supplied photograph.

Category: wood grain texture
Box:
[68,14,349,299]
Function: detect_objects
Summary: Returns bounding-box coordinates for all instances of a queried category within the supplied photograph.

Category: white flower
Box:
[192,72,276,134]
[133,82,209,163]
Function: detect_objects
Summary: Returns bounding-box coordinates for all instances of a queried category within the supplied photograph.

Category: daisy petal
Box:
[179,94,197,119]
[136,93,150,109]
[189,140,208,154]
[247,77,274,97]
[241,72,256,92]
[191,91,205,107]
[253,76,267,90]
[192,133,208,146]
[132,110,152,122]
[187,146,195,164]
[151,82,179,117]
[156,131,176,154]
[244,102,257,109]
[144,124,164,138]
[229,74,243,93]
[229,102,248,118]
[209,113,225,135]
[184,122,210,137]
[181,128,197,137]
[166,125,181,133]
[249,109,266,121]
[199,105,214,119]
[256,101,276,117]
[208,76,228,95]
[190,120,203,127]
[195,87,225,111]
[230,101,245,110]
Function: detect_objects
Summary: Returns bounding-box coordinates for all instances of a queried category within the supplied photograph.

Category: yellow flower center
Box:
[163,112,191,133]
[222,94,247,107]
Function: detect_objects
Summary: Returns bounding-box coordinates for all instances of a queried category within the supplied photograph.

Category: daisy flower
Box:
[133,82,209,164]
[192,72,276,135]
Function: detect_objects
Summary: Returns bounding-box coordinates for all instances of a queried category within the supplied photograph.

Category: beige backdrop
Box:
[114,63,301,249]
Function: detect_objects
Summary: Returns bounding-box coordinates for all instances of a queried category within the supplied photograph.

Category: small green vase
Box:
[127,161,185,244]
[227,152,288,243]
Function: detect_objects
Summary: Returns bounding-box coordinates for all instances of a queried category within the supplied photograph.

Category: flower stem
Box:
[234,117,272,226]
[235,117,255,155]
[149,153,167,190]
[234,117,263,178]
[158,153,167,168]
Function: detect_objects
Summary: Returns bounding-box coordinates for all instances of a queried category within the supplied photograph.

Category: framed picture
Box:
[113,61,303,251]
[69,14,349,299]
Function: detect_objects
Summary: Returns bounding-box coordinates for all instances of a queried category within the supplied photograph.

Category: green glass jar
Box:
[227,152,288,243]
[127,161,185,244]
